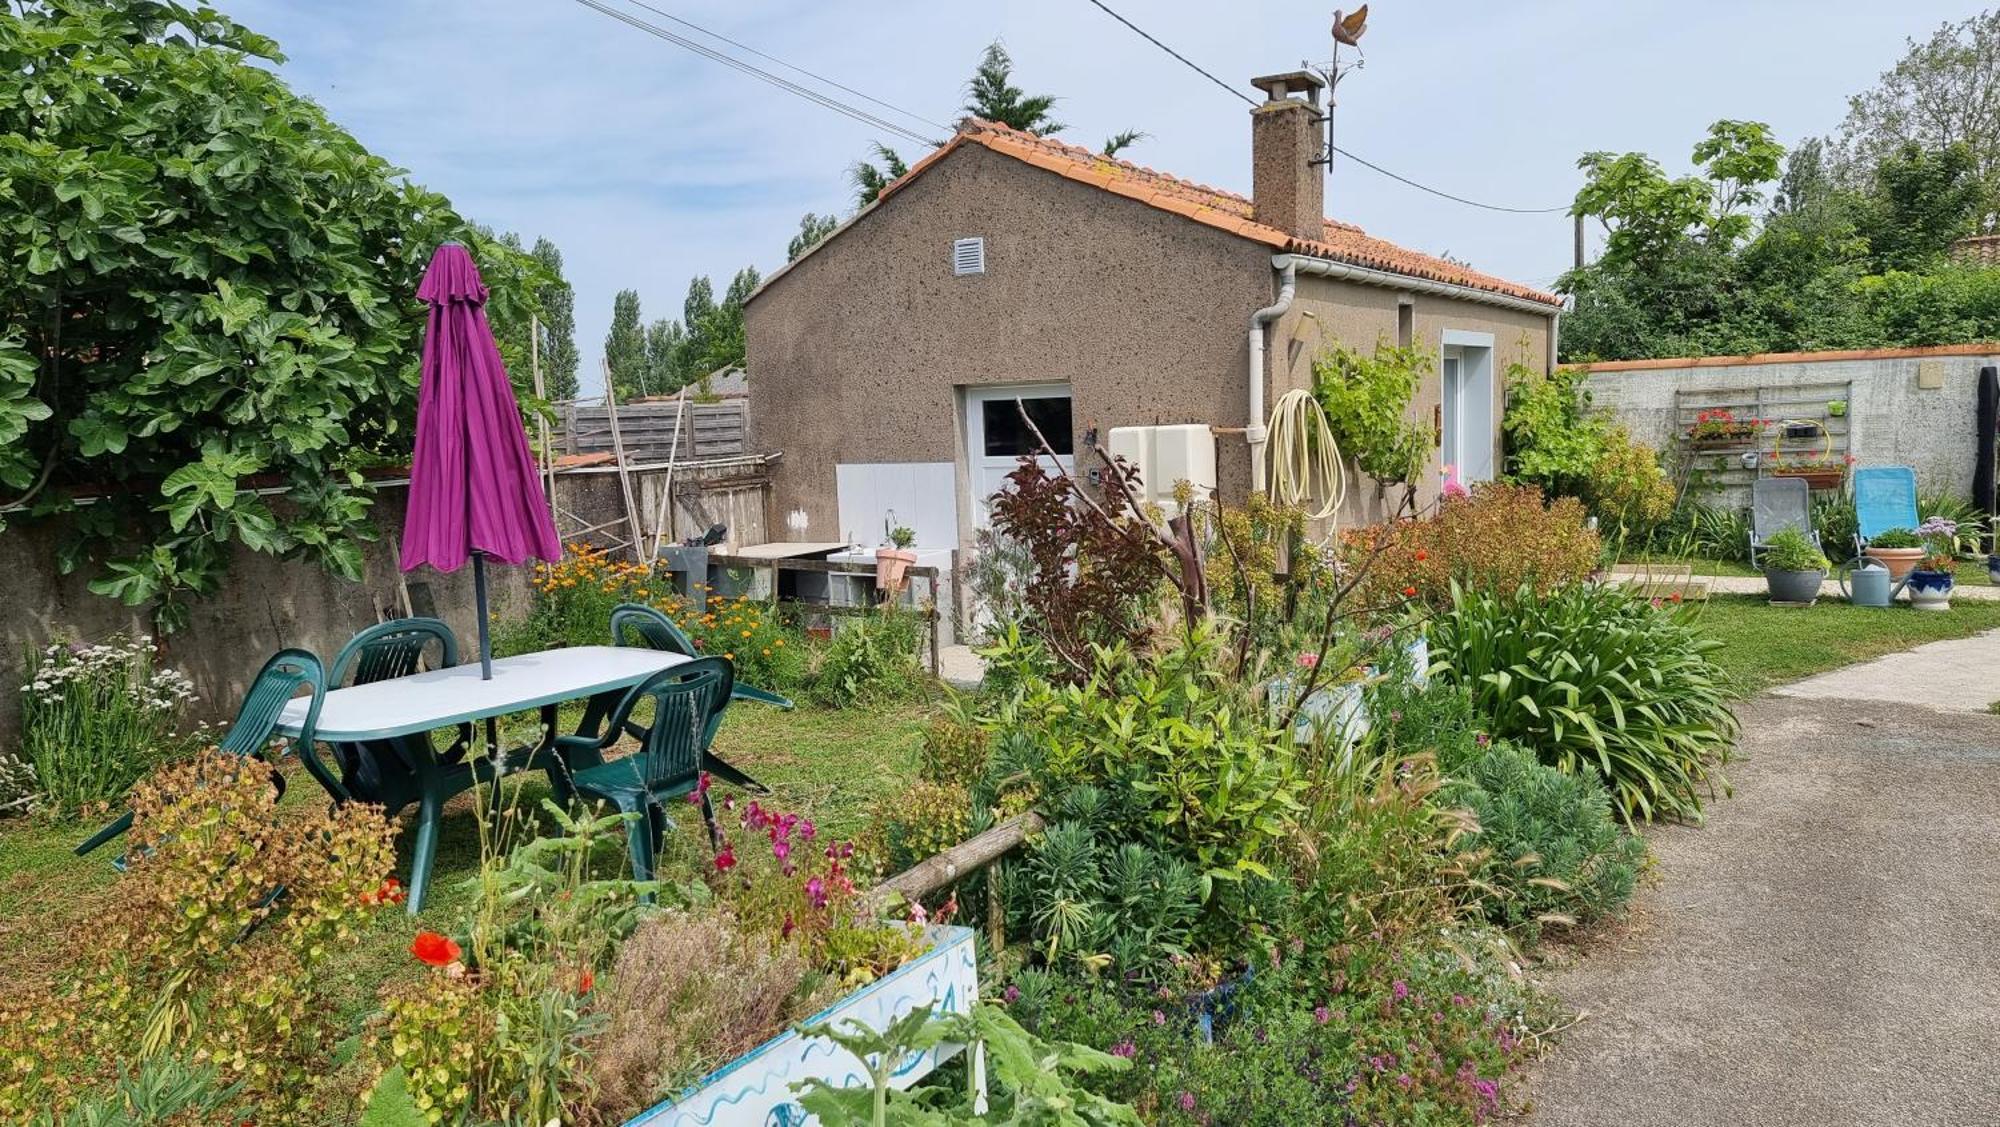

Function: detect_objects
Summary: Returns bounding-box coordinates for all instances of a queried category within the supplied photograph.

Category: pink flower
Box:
[1313,1005,1331,1025]
[714,846,737,872]
[1110,1040,1135,1058]
[1178,1091,1196,1112]
[1391,979,1409,1002]
[1297,652,1320,670]
[772,838,791,862]
[799,819,817,841]
[806,876,827,910]
[1151,1010,1165,1026]
[1002,984,1021,1003]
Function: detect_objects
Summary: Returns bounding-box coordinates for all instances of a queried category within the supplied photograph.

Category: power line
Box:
[1330,146,1568,214]
[614,0,953,136]
[1080,0,1256,108]
[1076,0,1569,216]
[566,0,945,149]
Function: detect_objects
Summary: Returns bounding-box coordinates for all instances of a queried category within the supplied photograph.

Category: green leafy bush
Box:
[1648,500,1750,562]
[1761,527,1830,572]
[1812,495,1859,563]
[1866,527,1920,548]
[974,625,1304,905]
[1502,366,1673,538]
[0,2,549,628]
[1313,341,1432,487]
[803,609,928,707]
[1429,582,1737,823]
[1444,746,1646,942]
[1007,793,1204,979]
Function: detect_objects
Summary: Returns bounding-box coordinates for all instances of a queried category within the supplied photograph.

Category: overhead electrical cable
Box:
[566,0,946,148]
[1076,0,1569,215]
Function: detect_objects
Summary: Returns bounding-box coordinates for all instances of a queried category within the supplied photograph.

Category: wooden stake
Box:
[649,384,691,558]
[602,359,643,561]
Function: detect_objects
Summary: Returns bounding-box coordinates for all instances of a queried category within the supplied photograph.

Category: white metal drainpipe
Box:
[1247,260,1298,493]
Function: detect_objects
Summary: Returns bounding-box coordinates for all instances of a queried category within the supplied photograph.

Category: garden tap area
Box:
[7,3,2000,1126]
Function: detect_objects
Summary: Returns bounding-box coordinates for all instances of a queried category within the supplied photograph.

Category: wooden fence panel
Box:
[566,400,747,461]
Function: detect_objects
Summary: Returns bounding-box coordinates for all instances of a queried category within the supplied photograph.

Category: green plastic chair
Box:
[608,602,795,710]
[76,648,326,863]
[319,618,476,914]
[558,656,733,886]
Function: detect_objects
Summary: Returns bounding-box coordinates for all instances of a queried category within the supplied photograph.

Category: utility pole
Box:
[1573,214,1586,272]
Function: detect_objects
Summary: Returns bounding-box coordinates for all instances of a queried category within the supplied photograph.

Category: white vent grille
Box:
[952,237,986,276]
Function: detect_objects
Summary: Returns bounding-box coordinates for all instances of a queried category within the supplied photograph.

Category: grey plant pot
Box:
[1765,567,1827,605]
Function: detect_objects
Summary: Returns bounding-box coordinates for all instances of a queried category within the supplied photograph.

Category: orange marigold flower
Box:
[411,930,461,967]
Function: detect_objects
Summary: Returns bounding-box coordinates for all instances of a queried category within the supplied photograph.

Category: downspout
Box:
[1248,260,1298,493]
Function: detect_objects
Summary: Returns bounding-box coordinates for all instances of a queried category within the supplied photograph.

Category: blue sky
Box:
[229,0,1986,395]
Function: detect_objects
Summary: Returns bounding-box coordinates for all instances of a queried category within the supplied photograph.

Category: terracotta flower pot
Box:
[1864,546,1924,581]
[875,547,917,593]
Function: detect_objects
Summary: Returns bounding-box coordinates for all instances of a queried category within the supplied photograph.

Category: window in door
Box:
[964,383,1073,526]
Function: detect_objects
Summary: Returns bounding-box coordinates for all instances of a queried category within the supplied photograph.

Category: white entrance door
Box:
[1440,333,1495,483]
[964,383,1074,527]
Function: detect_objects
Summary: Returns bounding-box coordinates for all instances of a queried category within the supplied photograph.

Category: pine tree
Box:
[530,237,579,400]
[848,142,907,210]
[603,289,648,401]
[964,42,1063,134]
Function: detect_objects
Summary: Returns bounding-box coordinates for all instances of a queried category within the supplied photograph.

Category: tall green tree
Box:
[530,237,579,400]
[0,0,544,629]
[604,289,648,400]
[848,142,907,210]
[1859,142,1986,270]
[644,318,684,393]
[787,212,839,260]
[964,41,1064,133]
[1835,10,2000,218]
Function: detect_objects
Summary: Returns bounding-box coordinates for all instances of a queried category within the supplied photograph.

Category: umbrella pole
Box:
[473,551,494,680]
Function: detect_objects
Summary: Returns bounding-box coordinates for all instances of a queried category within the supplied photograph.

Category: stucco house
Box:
[745,70,1563,556]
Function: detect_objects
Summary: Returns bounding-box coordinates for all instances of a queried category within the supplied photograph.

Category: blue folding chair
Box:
[1853,465,1920,554]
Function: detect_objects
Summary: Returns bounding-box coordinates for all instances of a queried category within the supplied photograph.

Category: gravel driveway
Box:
[1521,692,2000,1127]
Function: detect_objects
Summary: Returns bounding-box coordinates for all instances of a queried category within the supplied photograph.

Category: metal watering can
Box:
[1839,558,1893,607]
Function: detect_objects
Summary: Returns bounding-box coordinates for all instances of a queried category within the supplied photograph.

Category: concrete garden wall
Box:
[1580,344,2000,506]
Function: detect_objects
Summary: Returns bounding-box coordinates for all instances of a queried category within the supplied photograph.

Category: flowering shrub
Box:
[0,750,396,1119]
[866,778,971,875]
[709,787,924,988]
[506,541,802,690]
[1767,451,1855,477]
[1347,484,1599,611]
[18,633,203,814]
[1916,514,1961,571]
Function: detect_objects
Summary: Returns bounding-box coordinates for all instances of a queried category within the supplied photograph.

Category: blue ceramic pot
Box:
[1905,568,1955,612]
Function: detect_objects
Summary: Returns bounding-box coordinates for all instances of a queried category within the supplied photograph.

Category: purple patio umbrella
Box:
[401,242,561,679]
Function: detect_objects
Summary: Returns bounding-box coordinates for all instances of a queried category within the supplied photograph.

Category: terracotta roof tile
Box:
[880,118,1560,308]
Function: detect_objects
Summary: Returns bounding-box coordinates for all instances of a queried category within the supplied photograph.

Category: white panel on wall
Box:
[836,463,956,548]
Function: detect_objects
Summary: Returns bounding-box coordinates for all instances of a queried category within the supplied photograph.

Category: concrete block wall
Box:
[1581,345,2000,507]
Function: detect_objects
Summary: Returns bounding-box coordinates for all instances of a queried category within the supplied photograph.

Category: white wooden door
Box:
[964,383,1074,527]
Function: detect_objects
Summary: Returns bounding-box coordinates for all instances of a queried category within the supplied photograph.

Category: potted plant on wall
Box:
[1761,527,1830,606]
[1685,409,1769,449]
[876,523,918,594]
[1768,452,1854,491]
[1864,526,1925,580]
[1903,516,1959,611]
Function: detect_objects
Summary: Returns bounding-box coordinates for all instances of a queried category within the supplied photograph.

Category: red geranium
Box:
[577,967,594,995]
[714,845,737,872]
[411,930,461,967]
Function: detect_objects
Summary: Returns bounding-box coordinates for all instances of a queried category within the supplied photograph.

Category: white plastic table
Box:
[275,645,690,741]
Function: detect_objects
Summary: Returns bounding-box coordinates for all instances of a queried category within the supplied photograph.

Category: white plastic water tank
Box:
[1105,424,1217,514]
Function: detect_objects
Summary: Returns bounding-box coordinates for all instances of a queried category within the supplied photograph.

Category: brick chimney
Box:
[1249,71,1327,242]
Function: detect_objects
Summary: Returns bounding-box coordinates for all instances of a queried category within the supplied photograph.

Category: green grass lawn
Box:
[0,696,933,1111]
[1693,594,2000,696]
[1622,552,1996,586]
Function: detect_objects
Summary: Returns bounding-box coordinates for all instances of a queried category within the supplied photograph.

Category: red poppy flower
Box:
[1413,549,1428,562]
[1401,586,1417,598]
[411,930,461,967]
[578,967,594,995]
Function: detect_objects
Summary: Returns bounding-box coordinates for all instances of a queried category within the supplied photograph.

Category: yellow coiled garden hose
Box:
[1264,388,1345,537]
